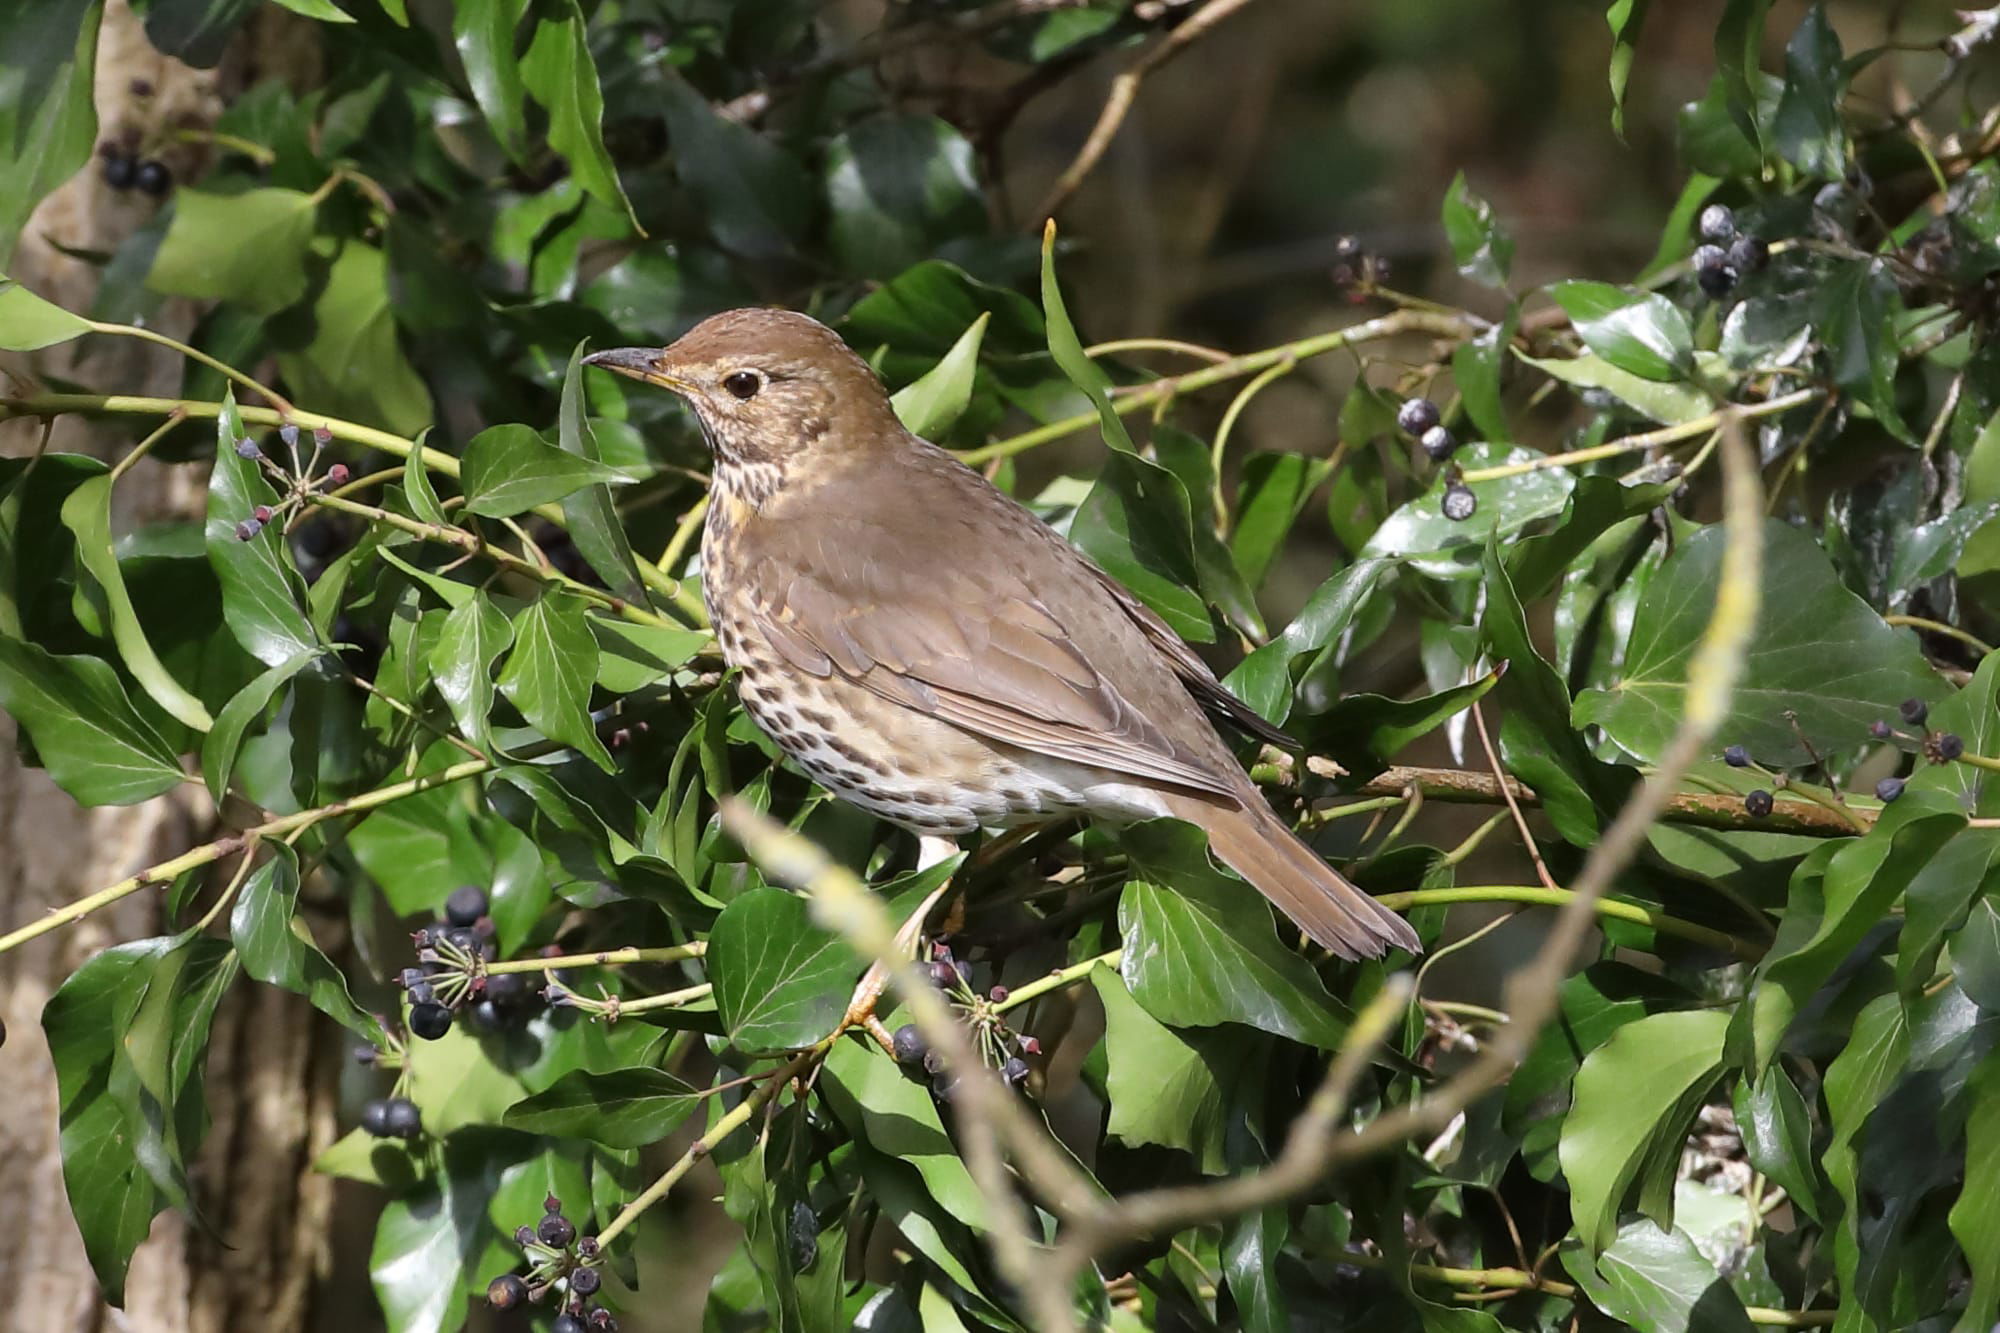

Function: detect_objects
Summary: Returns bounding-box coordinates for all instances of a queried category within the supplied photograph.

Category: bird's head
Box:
[585,309,902,501]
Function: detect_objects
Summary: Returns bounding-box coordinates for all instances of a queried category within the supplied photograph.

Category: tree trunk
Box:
[0,5,342,1329]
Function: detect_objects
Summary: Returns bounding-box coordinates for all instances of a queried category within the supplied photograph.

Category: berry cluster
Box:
[398,885,547,1039]
[99,141,171,196]
[1329,234,1392,298]
[1392,396,1478,523]
[486,1196,617,1330]
[1691,203,1770,300]
[888,943,1041,1100]
[1718,696,1975,819]
[350,1025,426,1141]
[231,424,348,542]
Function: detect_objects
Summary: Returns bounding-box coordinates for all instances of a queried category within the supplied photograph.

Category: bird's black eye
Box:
[723,370,762,401]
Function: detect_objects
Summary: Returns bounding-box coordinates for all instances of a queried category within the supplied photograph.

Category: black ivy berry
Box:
[360,1099,393,1137]
[1723,744,1750,768]
[352,1042,377,1065]
[487,1274,529,1309]
[1421,425,1458,461]
[570,1265,601,1296]
[134,160,171,196]
[234,518,263,541]
[1744,789,1774,818]
[1936,733,1966,762]
[553,1314,586,1333]
[1869,719,1894,740]
[1876,776,1907,804]
[1002,1056,1031,1085]
[539,1211,577,1248]
[409,1002,453,1040]
[891,1024,926,1065]
[1726,233,1768,274]
[590,1311,619,1333]
[469,999,509,1033]
[1693,244,1736,298]
[577,1236,600,1260]
[485,970,529,1003]
[1900,697,1929,726]
[1697,202,1736,244]
[1397,398,1441,436]
[1441,482,1477,522]
[445,884,489,926]
[383,1097,422,1139]
[103,153,137,189]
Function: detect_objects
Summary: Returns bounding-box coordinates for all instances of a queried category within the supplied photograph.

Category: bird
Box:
[584,309,1419,960]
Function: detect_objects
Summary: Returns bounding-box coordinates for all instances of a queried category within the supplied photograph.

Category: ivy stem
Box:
[593,1050,814,1249]
[0,755,498,958]
[1370,885,1761,961]
[955,309,1477,465]
[604,982,712,1017]
[1208,354,1295,534]
[1954,750,2000,774]
[655,494,709,576]
[108,411,186,483]
[1886,613,1996,656]
[1457,387,1820,483]
[485,942,706,976]
[992,949,1121,1014]
[81,320,294,414]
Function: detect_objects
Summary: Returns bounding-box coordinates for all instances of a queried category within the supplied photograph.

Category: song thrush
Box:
[585,310,1419,960]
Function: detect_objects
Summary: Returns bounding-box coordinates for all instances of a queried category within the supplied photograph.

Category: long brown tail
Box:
[1166,793,1422,960]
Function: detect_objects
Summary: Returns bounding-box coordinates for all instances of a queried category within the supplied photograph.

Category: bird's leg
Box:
[845,835,961,1047]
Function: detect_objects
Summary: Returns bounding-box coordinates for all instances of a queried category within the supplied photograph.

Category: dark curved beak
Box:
[583,347,688,392]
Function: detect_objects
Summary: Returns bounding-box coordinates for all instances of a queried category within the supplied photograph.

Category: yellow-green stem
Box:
[1371,885,1760,961]
[993,949,1121,1014]
[485,942,706,975]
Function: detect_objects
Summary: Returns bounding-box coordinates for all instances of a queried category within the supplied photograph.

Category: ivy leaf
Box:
[1732,1063,1822,1222]
[230,844,382,1042]
[892,311,989,438]
[821,1036,989,1228]
[453,0,530,162]
[61,471,214,732]
[1815,259,1910,442]
[504,1067,704,1148]
[496,593,615,772]
[429,592,513,754]
[1117,820,1353,1048]
[1771,3,1847,182]
[0,272,93,349]
[1362,443,1576,581]
[400,429,449,526]
[1714,0,1775,156]
[274,242,433,437]
[204,391,317,667]
[824,115,987,279]
[659,74,811,260]
[1226,558,1393,724]
[0,2,100,268]
[1950,1050,2000,1332]
[1070,451,1213,641]
[1519,350,1711,425]
[1441,172,1513,288]
[460,422,625,517]
[1575,520,1945,765]
[1560,1009,1731,1255]
[707,888,856,1054]
[1091,966,1245,1173]
[520,0,637,229]
[0,640,185,805]
[200,647,321,804]
[1231,453,1329,590]
[147,187,318,314]
[553,342,645,601]
[1550,281,1693,382]
[1606,0,1652,136]
[1560,1219,1756,1332]
[1453,306,1516,442]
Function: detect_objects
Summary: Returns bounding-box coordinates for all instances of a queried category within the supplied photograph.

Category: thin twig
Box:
[1471,700,1557,891]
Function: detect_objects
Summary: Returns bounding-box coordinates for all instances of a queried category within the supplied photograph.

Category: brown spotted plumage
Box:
[584,310,1419,959]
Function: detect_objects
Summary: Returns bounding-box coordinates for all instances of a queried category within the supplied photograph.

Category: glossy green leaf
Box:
[1230,452,1328,590]
[428,592,513,753]
[460,422,624,517]
[400,429,449,526]
[1222,1208,1292,1333]
[591,617,708,693]
[205,392,317,667]
[1950,1049,2000,1332]
[1226,558,1392,723]
[708,888,856,1053]
[554,342,645,601]
[1714,0,1775,156]
[520,0,636,227]
[1118,821,1353,1048]
[200,647,319,804]
[230,844,382,1042]
[1070,449,1212,641]
[1519,350,1711,425]
[1441,171,1513,287]
[504,1067,703,1148]
[274,242,432,436]
[148,187,317,314]
[825,115,987,279]
[892,311,988,438]
[1550,281,1693,382]
[1732,1062,1821,1222]
[659,74,810,259]
[1560,1008,1730,1255]
[497,592,615,772]
[0,272,93,349]
[1815,259,1910,442]
[1575,520,1944,765]
[1362,443,1575,580]
[822,1035,988,1228]
[0,2,100,268]
[0,640,185,805]
[1770,3,1846,181]
[1454,306,1516,442]
[1560,1219,1755,1332]
[1305,668,1500,764]
[452,0,530,161]
[1091,966,1245,1173]
[1606,0,1651,135]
